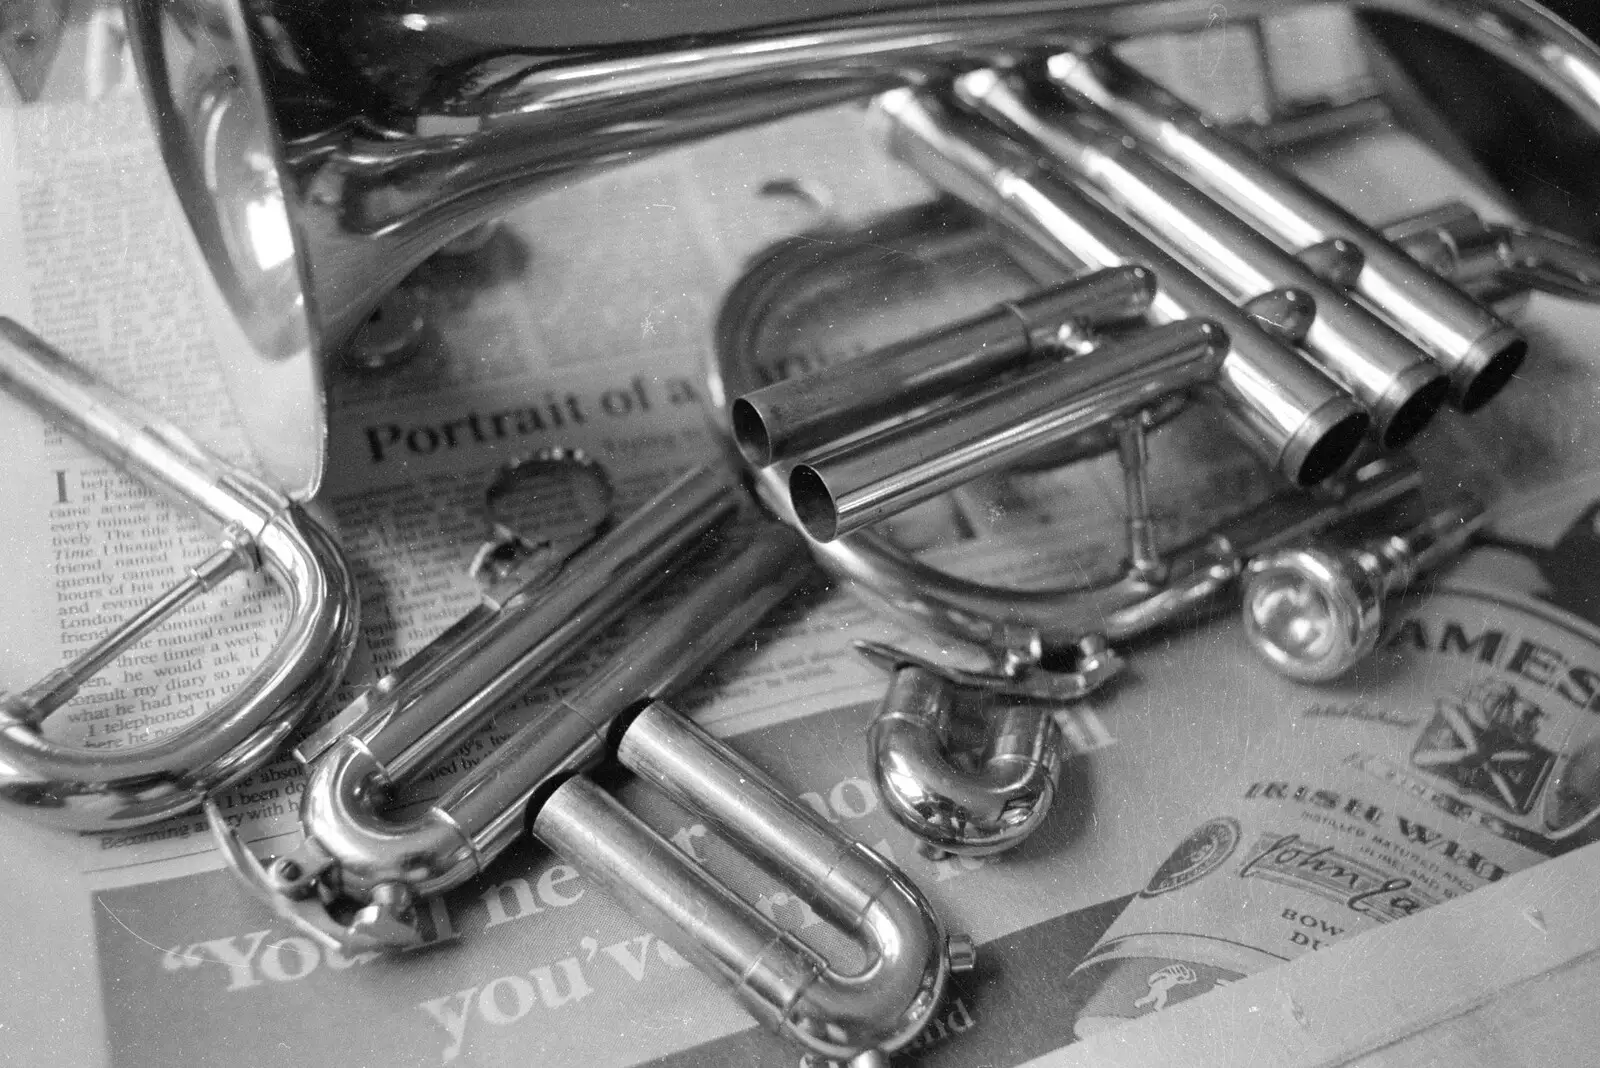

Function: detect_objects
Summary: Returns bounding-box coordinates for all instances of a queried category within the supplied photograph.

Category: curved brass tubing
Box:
[214,513,969,1062]
[213,464,739,946]
[867,661,1067,858]
[708,191,1458,858]
[541,698,955,1063]
[0,319,357,830]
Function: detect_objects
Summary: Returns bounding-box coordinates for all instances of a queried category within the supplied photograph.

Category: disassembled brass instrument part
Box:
[1050,49,1529,413]
[126,0,1600,495]
[789,319,1226,541]
[214,507,968,1063]
[859,635,1122,858]
[1243,495,1490,681]
[955,67,1451,449]
[208,461,733,929]
[713,58,1586,853]
[0,318,357,829]
[876,86,1370,489]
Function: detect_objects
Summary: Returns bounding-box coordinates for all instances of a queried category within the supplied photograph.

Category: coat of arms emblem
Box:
[1410,680,1556,816]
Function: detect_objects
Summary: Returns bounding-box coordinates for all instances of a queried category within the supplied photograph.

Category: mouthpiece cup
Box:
[1241,547,1381,682]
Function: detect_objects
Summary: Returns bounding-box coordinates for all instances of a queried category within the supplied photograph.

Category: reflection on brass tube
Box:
[252,509,810,950]
[539,699,950,1061]
[294,464,738,792]
[789,319,1226,541]
[869,664,1063,857]
[732,265,1156,466]
[446,523,812,865]
[955,70,1450,449]
[873,87,1370,487]
[1050,50,1527,412]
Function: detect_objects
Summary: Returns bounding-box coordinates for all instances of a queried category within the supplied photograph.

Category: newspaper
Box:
[3,6,1600,1067]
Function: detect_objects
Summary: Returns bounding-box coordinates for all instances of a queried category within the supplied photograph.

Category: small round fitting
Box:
[946,934,978,974]
[1241,547,1381,682]
[345,287,426,371]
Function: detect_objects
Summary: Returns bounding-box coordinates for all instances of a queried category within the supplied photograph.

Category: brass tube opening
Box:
[1048,48,1527,412]
[953,69,1451,449]
[872,86,1370,487]
[732,265,1157,467]
[787,319,1226,542]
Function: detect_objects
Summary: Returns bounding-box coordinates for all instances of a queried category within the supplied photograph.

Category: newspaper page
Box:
[4,5,1600,1068]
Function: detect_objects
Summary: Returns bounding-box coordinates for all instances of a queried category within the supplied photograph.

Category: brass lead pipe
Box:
[732,265,1156,467]
[955,69,1451,448]
[1049,49,1528,412]
[873,87,1371,487]
[788,319,1226,541]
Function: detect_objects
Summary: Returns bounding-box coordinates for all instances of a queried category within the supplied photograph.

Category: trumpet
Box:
[0,319,357,829]
[707,42,1600,855]
[122,0,1600,492]
[116,0,1600,966]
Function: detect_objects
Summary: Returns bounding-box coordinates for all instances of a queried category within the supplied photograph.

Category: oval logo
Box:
[1140,817,1242,898]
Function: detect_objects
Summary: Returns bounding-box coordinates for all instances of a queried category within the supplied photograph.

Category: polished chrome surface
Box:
[861,635,1121,857]
[956,68,1451,448]
[732,265,1156,467]
[539,699,952,1063]
[872,665,1065,858]
[788,319,1226,540]
[832,458,1424,854]
[123,0,1600,492]
[1244,495,1489,681]
[874,86,1371,488]
[210,462,739,948]
[710,206,1433,661]
[211,508,958,1062]
[695,12,1600,853]
[0,318,357,829]
[1050,49,1529,412]
[708,139,1483,854]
